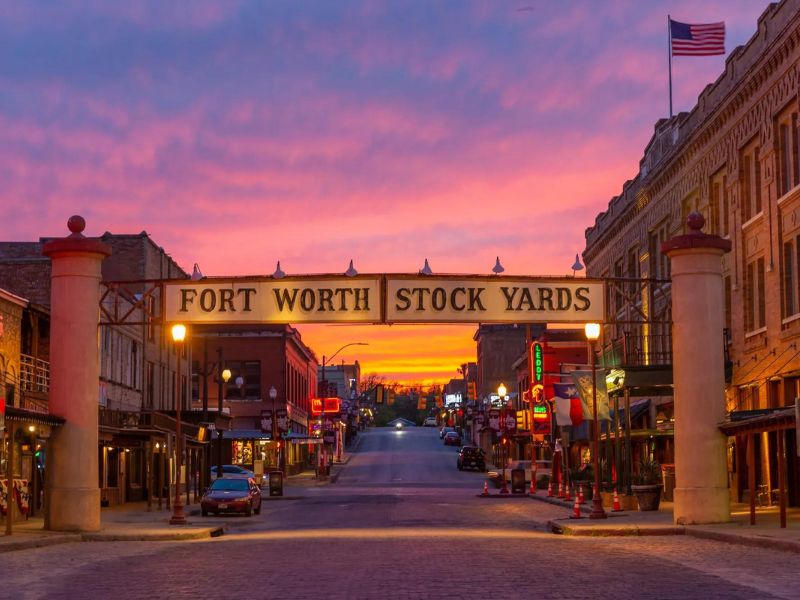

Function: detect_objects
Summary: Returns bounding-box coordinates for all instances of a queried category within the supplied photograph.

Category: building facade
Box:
[583,0,800,506]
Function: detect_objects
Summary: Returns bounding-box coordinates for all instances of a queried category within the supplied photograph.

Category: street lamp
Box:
[319,342,368,475]
[216,366,231,479]
[269,386,279,472]
[498,383,510,495]
[170,323,187,525]
[585,322,607,520]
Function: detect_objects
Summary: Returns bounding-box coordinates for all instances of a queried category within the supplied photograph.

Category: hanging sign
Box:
[532,402,551,435]
[530,342,544,385]
[488,409,500,431]
[164,275,604,324]
[504,409,517,433]
[260,410,273,436]
[275,408,289,434]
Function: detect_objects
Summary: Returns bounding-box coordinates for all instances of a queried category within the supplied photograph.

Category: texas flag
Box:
[552,382,583,427]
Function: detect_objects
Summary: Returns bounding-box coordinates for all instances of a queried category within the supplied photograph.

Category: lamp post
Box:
[319,342,368,475]
[585,322,607,520]
[215,366,231,479]
[498,383,510,494]
[269,386,279,472]
[170,324,187,525]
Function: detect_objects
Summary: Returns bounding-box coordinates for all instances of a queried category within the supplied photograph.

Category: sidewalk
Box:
[536,494,800,553]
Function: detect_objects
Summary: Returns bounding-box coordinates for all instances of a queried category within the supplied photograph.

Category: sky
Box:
[0,0,773,385]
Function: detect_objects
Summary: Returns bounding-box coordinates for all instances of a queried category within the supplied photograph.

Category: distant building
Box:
[474,324,539,399]
[317,361,361,399]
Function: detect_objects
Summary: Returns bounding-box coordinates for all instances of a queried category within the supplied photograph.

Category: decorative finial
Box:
[687,211,705,233]
[190,263,204,281]
[492,257,505,274]
[273,261,286,279]
[420,258,433,276]
[571,253,584,276]
[345,260,358,277]
[67,215,86,237]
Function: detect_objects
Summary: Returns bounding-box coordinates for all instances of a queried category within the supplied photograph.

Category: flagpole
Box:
[668,14,673,118]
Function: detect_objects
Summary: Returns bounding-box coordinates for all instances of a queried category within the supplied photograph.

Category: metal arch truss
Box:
[99,279,165,327]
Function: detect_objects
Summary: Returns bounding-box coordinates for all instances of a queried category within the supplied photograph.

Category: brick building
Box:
[191,324,317,475]
[474,324,531,399]
[583,1,800,507]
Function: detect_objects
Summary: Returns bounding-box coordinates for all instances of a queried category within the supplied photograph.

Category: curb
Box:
[82,526,225,542]
[476,493,534,499]
[685,527,800,554]
[0,534,82,553]
[549,519,685,537]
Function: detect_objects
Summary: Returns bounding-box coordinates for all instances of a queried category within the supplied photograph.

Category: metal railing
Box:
[19,354,50,393]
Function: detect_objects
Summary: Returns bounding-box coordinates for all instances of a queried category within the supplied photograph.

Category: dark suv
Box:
[457,446,486,471]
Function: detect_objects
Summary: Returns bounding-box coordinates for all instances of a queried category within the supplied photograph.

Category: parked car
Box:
[443,431,462,446]
[201,477,262,516]
[487,459,552,487]
[423,417,438,427]
[457,446,486,471]
[439,426,455,439]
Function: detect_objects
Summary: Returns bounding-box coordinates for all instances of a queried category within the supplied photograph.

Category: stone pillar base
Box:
[48,487,101,532]
[673,486,730,525]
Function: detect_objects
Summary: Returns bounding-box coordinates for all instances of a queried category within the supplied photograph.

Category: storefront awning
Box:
[606,366,672,395]
[719,408,796,435]
[5,406,65,427]
[221,429,273,440]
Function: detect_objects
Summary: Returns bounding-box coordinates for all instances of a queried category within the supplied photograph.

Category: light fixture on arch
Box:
[492,257,505,274]
[190,263,204,281]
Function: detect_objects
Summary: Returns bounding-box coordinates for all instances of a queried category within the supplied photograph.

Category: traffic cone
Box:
[529,478,536,495]
[558,482,564,498]
[612,487,622,512]
[578,484,586,505]
[482,481,489,497]
[565,485,572,502]
[547,481,553,497]
[569,496,581,519]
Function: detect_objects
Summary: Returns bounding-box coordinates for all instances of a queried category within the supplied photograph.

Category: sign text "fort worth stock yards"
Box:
[163,276,605,325]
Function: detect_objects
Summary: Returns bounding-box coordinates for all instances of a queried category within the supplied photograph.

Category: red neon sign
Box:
[311,397,341,415]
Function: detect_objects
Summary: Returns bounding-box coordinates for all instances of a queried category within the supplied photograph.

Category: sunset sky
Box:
[0,1,770,385]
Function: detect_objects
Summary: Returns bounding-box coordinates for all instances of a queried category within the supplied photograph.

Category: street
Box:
[2,427,800,599]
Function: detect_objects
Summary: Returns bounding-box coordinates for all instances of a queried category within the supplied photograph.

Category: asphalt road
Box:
[2,427,800,599]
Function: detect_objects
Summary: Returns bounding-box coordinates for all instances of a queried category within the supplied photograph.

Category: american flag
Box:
[670,19,725,56]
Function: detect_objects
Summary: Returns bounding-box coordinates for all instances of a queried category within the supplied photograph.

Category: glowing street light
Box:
[584,322,607,520]
[170,323,187,525]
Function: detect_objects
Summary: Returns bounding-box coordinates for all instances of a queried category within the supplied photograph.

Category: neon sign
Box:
[311,397,341,415]
[531,342,544,384]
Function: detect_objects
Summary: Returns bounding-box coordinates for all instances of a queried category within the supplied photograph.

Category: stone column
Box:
[662,212,731,525]
[43,216,111,531]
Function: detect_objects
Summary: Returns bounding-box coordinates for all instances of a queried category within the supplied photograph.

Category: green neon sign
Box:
[532,342,544,384]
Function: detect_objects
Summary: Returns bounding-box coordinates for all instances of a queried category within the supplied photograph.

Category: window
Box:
[146,362,154,408]
[146,296,155,342]
[776,106,799,197]
[648,223,670,280]
[130,342,139,389]
[745,257,766,332]
[737,386,759,411]
[740,141,761,222]
[783,239,797,319]
[613,259,624,313]
[225,360,261,400]
[724,275,732,333]
[709,168,726,235]
[191,360,200,400]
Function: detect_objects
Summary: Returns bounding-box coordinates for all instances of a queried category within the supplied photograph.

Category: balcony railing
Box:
[19,354,50,394]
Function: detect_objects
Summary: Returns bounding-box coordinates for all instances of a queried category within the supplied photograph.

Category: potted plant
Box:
[631,458,662,511]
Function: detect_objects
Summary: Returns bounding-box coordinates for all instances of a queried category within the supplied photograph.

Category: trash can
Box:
[511,468,526,494]
[268,470,283,497]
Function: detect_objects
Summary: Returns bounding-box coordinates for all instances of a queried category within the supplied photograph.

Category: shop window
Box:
[128,450,142,486]
[232,440,253,465]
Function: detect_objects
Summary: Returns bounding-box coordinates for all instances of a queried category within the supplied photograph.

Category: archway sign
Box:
[164,275,604,324]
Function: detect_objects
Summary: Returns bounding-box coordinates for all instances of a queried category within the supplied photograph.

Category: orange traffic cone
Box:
[612,487,622,512]
[482,481,489,497]
[578,484,586,505]
[558,482,565,498]
[569,496,581,519]
[529,478,536,495]
[565,485,572,502]
[547,481,553,497]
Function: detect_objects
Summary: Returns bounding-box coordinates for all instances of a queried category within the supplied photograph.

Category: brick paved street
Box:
[2,428,799,599]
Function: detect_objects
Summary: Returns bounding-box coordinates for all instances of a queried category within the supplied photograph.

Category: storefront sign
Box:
[489,409,500,431]
[532,402,551,435]
[311,397,340,416]
[260,410,273,436]
[275,408,288,434]
[504,409,517,433]
[164,275,604,324]
[530,342,544,384]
